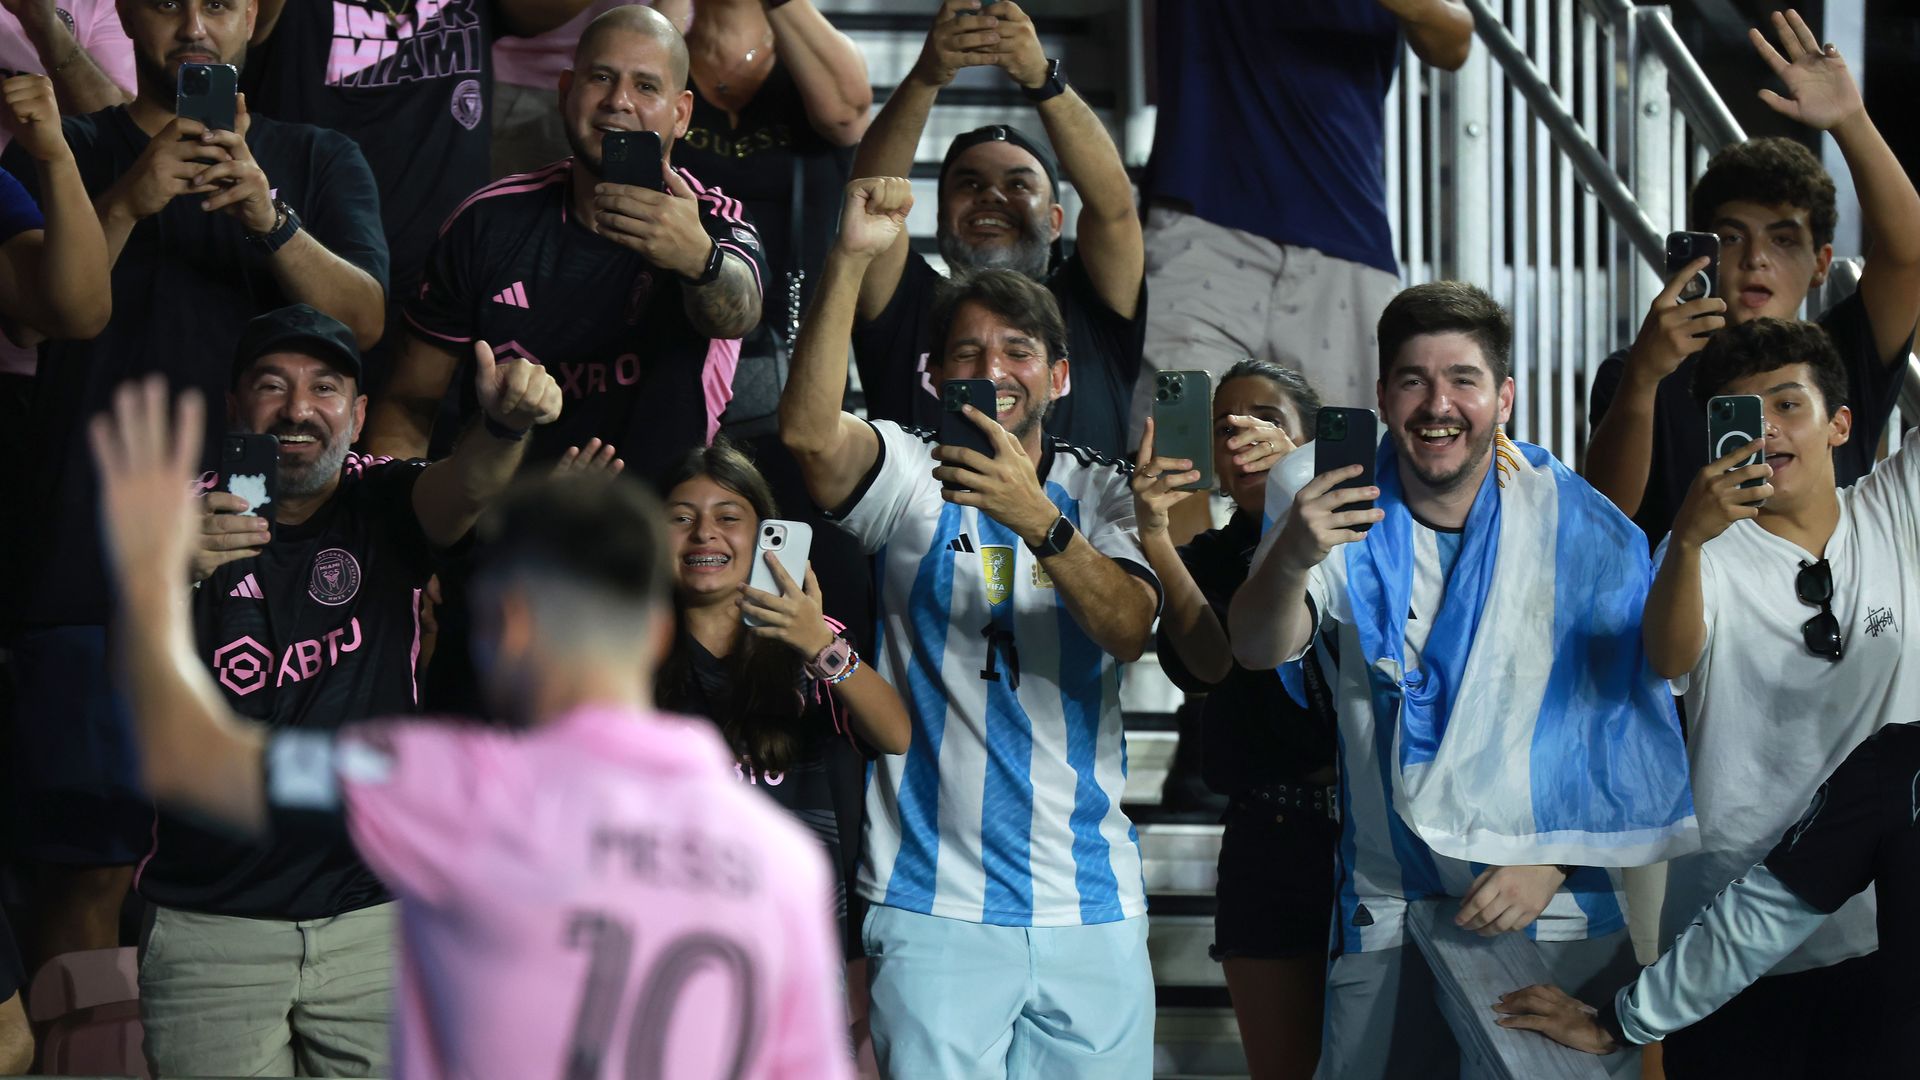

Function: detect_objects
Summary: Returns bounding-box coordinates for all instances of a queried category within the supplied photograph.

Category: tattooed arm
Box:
[681,254,761,339]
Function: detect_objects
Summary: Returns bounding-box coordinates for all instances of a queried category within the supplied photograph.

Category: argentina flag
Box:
[1274,432,1700,868]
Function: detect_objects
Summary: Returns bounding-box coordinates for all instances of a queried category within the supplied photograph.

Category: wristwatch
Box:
[681,237,724,286]
[1027,514,1075,559]
[247,197,301,254]
[805,634,855,682]
[1022,57,1067,104]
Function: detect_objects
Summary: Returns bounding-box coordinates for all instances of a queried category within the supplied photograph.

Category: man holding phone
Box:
[0,0,389,959]
[846,0,1143,459]
[1231,282,1696,1080]
[781,176,1161,1078]
[1640,315,1920,1078]
[135,303,563,1076]
[366,4,763,471]
[1587,10,1920,545]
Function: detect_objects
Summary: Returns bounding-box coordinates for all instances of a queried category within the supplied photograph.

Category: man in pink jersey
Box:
[87,376,853,1080]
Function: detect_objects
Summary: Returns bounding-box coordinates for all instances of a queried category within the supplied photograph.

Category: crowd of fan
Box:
[0,1,1915,1078]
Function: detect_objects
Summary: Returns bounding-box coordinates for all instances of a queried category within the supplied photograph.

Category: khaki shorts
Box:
[1133,205,1402,435]
[139,901,395,1077]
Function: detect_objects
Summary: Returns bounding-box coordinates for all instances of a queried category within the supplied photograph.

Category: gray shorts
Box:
[1315,930,1642,1080]
[139,902,395,1077]
[1134,205,1401,434]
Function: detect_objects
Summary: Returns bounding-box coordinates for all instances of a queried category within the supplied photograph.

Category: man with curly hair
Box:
[1586,10,1920,546]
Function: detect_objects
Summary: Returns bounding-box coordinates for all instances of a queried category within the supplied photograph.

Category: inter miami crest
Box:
[310,549,362,606]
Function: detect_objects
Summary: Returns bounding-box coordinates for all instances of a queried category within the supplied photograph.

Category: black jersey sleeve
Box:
[404,199,484,349]
[851,254,942,426]
[1762,726,1901,914]
[351,456,439,575]
[1054,252,1145,389]
[678,167,768,301]
[299,128,390,293]
[1820,288,1915,487]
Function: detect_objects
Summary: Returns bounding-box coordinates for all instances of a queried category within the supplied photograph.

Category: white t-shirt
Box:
[1661,428,1920,973]
[833,419,1156,927]
[1294,522,1629,954]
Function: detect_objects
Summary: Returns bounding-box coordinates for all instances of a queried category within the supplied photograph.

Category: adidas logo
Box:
[946,534,976,554]
[228,573,264,600]
[490,281,530,308]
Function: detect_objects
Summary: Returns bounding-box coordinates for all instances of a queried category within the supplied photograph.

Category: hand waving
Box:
[553,438,625,478]
[88,377,206,592]
[1750,8,1862,132]
[834,176,913,259]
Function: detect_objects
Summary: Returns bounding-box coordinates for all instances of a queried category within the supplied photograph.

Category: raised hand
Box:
[1131,417,1201,536]
[88,377,205,591]
[1221,414,1297,476]
[1625,257,1728,383]
[101,114,231,222]
[982,2,1050,90]
[592,166,713,278]
[740,558,836,657]
[191,491,271,582]
[834,176,913,259]
[1750,8,1862,131]
[911,0,1005,88]
[473,340,564,435]
[1271,465,1383,573]
[190,94,279,234]
[932,403,1060,543]
[553,438,625,478]
[2,74,69,164]
[1671,438,1773,550]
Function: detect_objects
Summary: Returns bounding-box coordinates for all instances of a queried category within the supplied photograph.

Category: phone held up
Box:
[1666,231,1721,336]
[1314,406,1378,533]
[601,130,667,191]
[938,379,999,490]
[221,433,280,522]
[744,519,814,626]
[1707,394,1768,503]
[1151,370,1214,492]
[176,63,239,132]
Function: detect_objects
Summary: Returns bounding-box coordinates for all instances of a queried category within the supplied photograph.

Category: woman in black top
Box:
[656,440,910,963]
[1133,359,1340,1080]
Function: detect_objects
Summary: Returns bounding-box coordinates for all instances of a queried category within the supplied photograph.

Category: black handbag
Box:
[717,156,806,439]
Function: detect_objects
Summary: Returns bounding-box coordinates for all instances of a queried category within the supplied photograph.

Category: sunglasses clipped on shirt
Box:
[1795,558,1844,662]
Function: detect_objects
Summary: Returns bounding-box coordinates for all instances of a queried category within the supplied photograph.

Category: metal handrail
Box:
[1638,12,1746,149]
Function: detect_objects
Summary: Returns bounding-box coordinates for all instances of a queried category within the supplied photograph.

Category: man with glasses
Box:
[1641,315,1920,1077]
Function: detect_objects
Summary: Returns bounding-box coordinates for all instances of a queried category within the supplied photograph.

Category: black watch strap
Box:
[1027,514,1074,559]
[249,198,301,254]
[1022,57,1067,103]
[682,238,724,286]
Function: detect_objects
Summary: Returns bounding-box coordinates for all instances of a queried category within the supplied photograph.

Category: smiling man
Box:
[364,3,763,470]
[1587,10,1920,546]
[781,177,1161,1078]
[1638,316,1920,1079]
[845,0,1143,459]
[1231,281,1697,1080]
[135,304,562,1077]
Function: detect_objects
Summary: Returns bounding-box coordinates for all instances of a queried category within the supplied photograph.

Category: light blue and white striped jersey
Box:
[1297,523,1628,954]
[834,420,1155,927]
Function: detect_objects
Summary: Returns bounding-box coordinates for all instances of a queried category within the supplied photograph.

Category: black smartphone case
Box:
[1315,406,1378,532]
[1152,370,1214,492]
[176,63,239,132]
[938,379,998,488]
[1665,230,1720,305]
[601,130,666,190]
[1707,394,1767,491]
[220,433,280,521]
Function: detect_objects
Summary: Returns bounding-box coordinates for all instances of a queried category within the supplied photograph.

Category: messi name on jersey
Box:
[327,0,483,88]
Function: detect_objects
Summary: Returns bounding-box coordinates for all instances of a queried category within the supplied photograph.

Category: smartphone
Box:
[1666,230,1720,306]
[1151,369,1213,492]
[1314,406,1378,533]
[1707,394,1767,495]
[938,379,998,488]
[601,130,666,190]
[744,519,814,626]
[220,433,279,522]
[176,63,239,132]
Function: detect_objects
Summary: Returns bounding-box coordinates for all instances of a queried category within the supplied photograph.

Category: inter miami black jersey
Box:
[245,0,502,284]
[1763,720,1920,1058]
[138,455,437,919]
[406,160,768,486]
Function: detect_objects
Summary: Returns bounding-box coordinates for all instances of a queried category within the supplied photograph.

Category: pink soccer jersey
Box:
[272,706,853,1079]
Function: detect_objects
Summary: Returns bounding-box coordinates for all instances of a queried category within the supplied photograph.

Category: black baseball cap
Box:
[230,304,362,388]
[939,124,1060,199]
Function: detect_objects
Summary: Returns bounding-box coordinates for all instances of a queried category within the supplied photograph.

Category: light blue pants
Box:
[862,905,1156,1079]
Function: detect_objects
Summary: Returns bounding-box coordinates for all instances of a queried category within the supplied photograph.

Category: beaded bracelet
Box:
[825,650,861,686]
